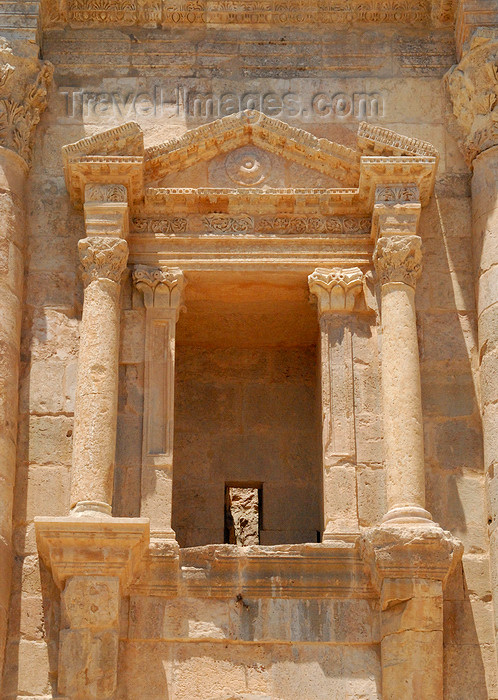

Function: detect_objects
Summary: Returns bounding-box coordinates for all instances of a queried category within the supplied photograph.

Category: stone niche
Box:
[171,270,322,548]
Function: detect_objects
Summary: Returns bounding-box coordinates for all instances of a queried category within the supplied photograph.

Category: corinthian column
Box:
[308,267,363,543]
[133,265,185,539]
[447,27,498,643]
[373,219,432,524]
[70,185,129,515]
[0,41,52,679]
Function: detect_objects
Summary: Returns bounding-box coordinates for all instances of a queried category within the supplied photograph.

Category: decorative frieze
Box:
[79,236,129,286]
[373,235,422,288]
[85,183,128,203]
[131,214,372,236]
[44,0,441,27]
[446,29,498,165]
[374,184,420,204]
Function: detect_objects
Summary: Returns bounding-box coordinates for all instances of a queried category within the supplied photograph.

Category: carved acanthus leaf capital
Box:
[78,236,129,286]
[85,183,128,203]
[133,265,186,313]
[373,235,422,288]
[0,40,53,166]
[446,29,498,165]
[308,267,364,314]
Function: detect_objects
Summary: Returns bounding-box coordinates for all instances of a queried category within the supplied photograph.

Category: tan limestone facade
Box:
[0,2,497,698]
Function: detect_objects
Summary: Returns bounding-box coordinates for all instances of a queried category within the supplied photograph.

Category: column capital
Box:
[133,265,186,316]
[373,235,422,288]
[78,236,129,287]
[361,523,463,592]
[0,40,53,167]
[308,266,364,314]
[446,28,498,166]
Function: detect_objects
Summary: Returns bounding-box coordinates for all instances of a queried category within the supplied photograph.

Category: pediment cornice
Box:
[62,112,439,217]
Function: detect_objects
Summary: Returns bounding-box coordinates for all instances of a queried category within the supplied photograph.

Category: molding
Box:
[132,543,375,598]
[85,183,128,203]
[446,28,498,165]
[373,234,423,288]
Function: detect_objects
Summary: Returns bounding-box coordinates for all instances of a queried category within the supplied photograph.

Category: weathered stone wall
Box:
[1,15,497,700]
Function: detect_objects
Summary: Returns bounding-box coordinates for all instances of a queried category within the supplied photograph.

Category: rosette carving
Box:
[78,236,129,286]
[373,235,422,288]
[308,267,364,313]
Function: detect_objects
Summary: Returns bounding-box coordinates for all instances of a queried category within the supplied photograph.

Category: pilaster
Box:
[133,265,185,540]
[0,39,52,685]
[308,267,364,544]
[362,524,463,700]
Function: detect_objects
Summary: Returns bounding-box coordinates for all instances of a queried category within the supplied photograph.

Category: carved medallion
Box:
[225,146,271,186]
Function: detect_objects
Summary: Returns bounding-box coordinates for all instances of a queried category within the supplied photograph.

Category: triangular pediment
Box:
[144,111,362,188]
[62,112,439,210]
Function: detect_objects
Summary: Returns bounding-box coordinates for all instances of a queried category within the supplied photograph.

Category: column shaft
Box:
[381,282,425,513]
[472,147,498,641]
[374,234,431,523]
[70,235,128,514]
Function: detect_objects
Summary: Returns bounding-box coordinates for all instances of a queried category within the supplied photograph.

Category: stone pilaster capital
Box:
[360,524,463,593]
[0,39,53,167]
[78,236,129,286]
[446,28,498,166]
[132,265,186,316]
[373,234,422,288]
[308,267,364,314]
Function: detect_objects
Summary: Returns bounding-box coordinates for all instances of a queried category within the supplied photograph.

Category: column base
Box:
[151,527,177,542]
[71,500,112,517]
[381,504,433,525]
[322,526,360,548]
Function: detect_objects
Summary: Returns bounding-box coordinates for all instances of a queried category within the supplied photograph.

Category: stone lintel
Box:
[361,524,463,593]
[35,516,150,591]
